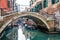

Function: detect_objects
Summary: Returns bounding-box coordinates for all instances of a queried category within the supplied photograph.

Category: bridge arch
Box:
[0,12,50,33]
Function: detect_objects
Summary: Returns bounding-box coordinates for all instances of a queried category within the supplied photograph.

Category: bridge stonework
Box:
[0,12,55,33]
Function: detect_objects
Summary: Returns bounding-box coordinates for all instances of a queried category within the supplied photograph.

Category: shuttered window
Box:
[52,0,59,4]
[55,0,59,3]
[52,0,55,4]
[35,3,42,12]
[43,0,48,8]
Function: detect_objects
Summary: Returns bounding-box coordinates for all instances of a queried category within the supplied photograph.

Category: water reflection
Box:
[18,25,60,40]
[18,25,30,40]
[18,28,26,40]
[17,18,60,40]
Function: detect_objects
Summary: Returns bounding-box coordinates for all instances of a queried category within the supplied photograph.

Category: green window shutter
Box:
[52,0,55,4]
[55,0,59,3]
[35,3,42,12]
[52,0,59,4]
[39,3,42,10]
[44,0,48,8]
[30,0,36,12]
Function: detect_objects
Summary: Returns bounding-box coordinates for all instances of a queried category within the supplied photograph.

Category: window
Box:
[43,0,48,8]
[55,0,59,3]
[52,0,59,4]
[52,0,55,4]
[8,0,11,8]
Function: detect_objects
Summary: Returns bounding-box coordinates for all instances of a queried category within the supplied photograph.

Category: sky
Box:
[16,0,30,5]
[16,0,30,12]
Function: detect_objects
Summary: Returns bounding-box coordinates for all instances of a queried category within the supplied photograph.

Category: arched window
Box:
[55,0,59,3]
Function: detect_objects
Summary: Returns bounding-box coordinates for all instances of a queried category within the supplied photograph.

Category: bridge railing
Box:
[0,9,19,21]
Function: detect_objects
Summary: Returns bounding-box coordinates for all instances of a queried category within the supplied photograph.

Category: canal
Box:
[0,18,60,40]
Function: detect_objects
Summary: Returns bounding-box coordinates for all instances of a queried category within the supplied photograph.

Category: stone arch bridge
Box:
[0,12,54,33]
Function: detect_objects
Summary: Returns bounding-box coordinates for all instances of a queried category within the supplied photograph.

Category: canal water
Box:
[1,24,60,40]
[20,26,60,40]
[0,18,60,40]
